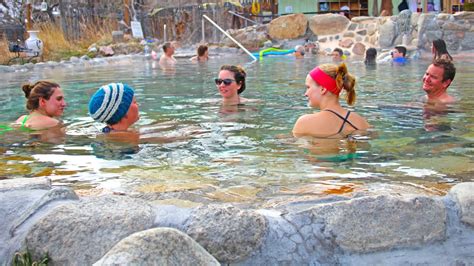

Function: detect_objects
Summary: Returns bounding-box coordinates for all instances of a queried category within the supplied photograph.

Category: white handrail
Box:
[227,11,259,25]
[202,15,257,62]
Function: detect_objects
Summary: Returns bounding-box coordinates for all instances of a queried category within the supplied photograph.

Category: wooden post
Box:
[26,2,33,31]
[124,0,130,27]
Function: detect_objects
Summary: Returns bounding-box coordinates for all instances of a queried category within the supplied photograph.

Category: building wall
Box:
[278,0,317,15]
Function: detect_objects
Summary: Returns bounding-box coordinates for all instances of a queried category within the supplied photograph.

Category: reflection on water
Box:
[0,56,473,206]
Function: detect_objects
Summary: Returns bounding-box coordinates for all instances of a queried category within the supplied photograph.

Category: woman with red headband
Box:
[293,63,369,137]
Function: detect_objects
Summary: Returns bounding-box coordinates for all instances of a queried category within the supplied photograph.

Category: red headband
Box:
[309,67,340,95]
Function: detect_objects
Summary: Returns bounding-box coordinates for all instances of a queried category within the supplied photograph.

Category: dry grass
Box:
[78,18,116,47]
[37,23,76,61]
[0,35,10,64]
[33,19,117,62]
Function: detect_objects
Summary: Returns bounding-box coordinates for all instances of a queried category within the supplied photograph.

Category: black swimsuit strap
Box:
[323,109,359,133]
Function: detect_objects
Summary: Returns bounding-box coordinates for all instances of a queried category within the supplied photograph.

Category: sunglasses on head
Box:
[214,78,235,86]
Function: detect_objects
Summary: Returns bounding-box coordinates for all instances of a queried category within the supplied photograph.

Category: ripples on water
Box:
[0,55,473,206]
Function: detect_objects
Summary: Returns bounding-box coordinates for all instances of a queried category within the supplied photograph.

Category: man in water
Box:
[422,58,456,104]
[391,45,407,64]
[159,42,177,67]
[294,45,305,59]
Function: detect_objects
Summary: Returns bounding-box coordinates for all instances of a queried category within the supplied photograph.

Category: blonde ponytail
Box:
[336,63,356,105]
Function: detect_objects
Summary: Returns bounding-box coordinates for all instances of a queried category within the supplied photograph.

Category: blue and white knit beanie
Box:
[88,83,134,125]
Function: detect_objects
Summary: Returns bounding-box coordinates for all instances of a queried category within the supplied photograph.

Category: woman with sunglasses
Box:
[215,65,248,106]
[293,63,370,137]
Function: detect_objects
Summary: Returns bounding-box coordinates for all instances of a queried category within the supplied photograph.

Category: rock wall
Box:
[224,11,474,57]
[1,177,474,265]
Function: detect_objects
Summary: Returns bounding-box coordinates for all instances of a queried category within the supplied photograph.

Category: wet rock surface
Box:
[23,195,154,265]
[94,228,220,266]
[2,178,473,265]
[184,205,267,263]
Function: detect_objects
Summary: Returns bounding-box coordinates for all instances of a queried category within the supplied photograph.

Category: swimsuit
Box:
[323,109,359,134]
[21,115,29,130]
[102,126,113,133]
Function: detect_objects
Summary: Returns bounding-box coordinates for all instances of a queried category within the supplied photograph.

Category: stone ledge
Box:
[0,177,50,192]
[2,179,474,265]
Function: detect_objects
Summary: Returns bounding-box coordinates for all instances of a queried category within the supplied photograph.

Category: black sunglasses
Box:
[214,78,235,86]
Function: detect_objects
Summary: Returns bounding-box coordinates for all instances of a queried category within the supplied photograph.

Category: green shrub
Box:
[12,248,49,266]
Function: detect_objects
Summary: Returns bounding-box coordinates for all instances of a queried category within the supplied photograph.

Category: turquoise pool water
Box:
[1,55,473,205]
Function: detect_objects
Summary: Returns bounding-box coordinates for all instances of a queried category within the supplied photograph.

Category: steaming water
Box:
[0,55,473,206]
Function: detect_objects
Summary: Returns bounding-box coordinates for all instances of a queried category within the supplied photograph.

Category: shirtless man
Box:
[159,42,177,67]
[422,58,456,104]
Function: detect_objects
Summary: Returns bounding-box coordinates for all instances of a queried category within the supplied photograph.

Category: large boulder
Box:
[287,195,446,253]
[416,13,441,49]
[268,13,307,40]
[0,178,78,265]
[379,18,397,48]
[450,183,474,227]
[185,205,267,263]
[24,195,154,265]
[94,228,220,265]
[308,13,350,36]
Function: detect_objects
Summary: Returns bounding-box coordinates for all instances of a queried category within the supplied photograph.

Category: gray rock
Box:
[69,56,80,63]
[292,195,446,253]
[94,228,220,265]
[442,21,471,31]
[379,19,396,48]
[80,55,90,61]
[0,180,77,265]
[450,183,474,227]
[0,65,14,73]
[417,13,440,48]
[343,32,355,38]
[348,23,358,31]
[185,205,267,263]
[0,177,50,192]
[9,187,78,237]
[461,32,474,50]
[24,195,154,265]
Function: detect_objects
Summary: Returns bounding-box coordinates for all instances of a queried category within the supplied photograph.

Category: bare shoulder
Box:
[349,111,370,129]
[30,116,60,130]
[293,113,323,136]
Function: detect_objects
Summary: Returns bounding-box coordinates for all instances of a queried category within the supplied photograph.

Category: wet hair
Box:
[432,58,456,82]
[162,42,172,53]
[394,46,407,57]
[333,48,343,56]
[318,63,357,105]
[197,44,208,57]
[432,39,453,61]
[22,81,60,111]
[365,48,377,65]
[220,65,247,94]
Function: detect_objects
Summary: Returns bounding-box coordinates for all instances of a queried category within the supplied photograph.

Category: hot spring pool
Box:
[1,54,473,207]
